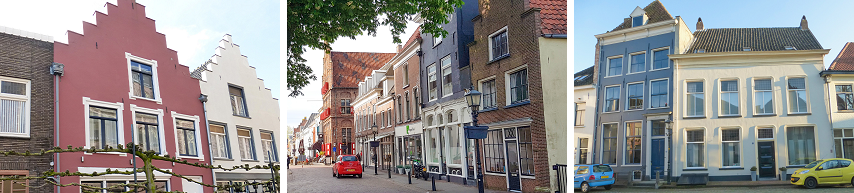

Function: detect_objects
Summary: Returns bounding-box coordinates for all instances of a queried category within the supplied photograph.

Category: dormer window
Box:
[785,46,797,50]
[632,16,644,27]
[743,47,751,51]
[695,49,705,53]
[629,7,647,28]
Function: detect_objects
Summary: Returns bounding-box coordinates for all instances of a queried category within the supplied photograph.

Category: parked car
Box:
[574,164,614,192]
[332,155,363,178]
[790,158,854,188]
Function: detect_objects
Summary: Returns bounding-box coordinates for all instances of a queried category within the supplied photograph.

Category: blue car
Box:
[574,164,615,192]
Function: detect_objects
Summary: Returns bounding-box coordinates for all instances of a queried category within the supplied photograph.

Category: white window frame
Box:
[130,104,166,155]
[720,127,742,168]
[477,76,498,110]
[684,127,706,169]
[433,28,443,47]
[237,127,256,161]
[441,56,453,98]
[577,138,589,164]
[260,130,278,162]
[719,78,740,116]
[627,51,647,75]
[786,76,810,114]
[488,26,509,60]
[209,123,230,159]
[0,76,31,138]
[650,47,670,71]
[835,84,854,111]
[574,102,585,127]
[623,121,643,165]
[752,77,776,116]
[756,125,776,141]
[603,84,621,113]
[784,124,818,166]
[833,128,854,159]
[428,63,437,102]
[125,53,162,104]
[170,111,204,161]
[504,64,529,105]
[685,79,706,118]
[600,122,620,165]
[648,78,669,109]
[605,55,624,78]
[625,81,644,111]
[83,97,126,156]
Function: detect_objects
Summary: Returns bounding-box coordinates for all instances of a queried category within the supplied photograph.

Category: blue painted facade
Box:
[420,0,478,105]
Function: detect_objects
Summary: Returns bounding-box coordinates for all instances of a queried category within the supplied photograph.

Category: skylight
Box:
[785,46,797,50]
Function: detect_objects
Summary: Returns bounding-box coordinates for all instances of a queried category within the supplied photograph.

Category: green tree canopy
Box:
[287,0,465,97]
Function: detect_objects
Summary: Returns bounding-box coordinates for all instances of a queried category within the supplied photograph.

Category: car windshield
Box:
[576,166,589,174]
[804,160,823,169]
[343,156,357,161]
[593,165,612,172]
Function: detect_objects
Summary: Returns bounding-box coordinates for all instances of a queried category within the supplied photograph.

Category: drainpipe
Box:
[825,75,836,158]
[200,94,218,188]
[51,62,64,193]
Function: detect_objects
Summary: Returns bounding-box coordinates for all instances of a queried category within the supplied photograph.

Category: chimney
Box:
[396,45,403,53]
[800,15,809,30]
[696,17,704,31]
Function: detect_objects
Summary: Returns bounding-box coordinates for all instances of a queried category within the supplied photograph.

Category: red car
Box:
[332,155,362,178]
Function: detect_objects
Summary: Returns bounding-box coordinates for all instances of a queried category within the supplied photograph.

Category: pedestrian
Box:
[356,153,361,162]
[287,155,290,169]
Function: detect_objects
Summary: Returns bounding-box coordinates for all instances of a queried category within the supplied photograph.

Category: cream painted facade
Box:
[671,49,832,180]
[821,73,854,159]
[540,36,568,192]
[195,35,280,184]
[573,85,595,165]
[422,97,474,178]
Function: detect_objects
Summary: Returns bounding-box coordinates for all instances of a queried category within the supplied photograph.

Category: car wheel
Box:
[850,177,854,187]
[337,173,342,179]
[581,182,590,193]
[605,184,612,190]
[332,171,336,177]
[358,174,363,178]
[804,177,817,189]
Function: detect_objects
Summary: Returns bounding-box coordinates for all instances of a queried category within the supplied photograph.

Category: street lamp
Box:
[371,123,379,175]
[463,88,486,193]
[664,116,673,184]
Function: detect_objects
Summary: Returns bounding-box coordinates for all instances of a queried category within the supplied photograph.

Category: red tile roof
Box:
[531,0,567,34]
[330,51,396,87]
[829,42,854,71]
[612,0,673,32]
[403,27,421,49]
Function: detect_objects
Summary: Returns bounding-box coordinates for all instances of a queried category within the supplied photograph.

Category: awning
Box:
[311,141,322,151]
[369,133,393,141]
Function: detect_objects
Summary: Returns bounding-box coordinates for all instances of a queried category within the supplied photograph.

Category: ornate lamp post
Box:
[464,88,486,193]
[372,123,380,175]
[664,116,673,184]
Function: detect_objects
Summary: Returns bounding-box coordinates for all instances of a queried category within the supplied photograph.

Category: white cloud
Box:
[159,26,222,67]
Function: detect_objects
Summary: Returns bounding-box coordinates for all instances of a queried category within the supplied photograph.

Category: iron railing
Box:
[553,164,567,193]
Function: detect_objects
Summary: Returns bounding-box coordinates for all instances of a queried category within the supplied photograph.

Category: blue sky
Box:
[0,0,280,99]
[574,0,854,73]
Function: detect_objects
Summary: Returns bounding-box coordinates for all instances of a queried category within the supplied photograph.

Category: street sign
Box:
[464,126,489,139]
[370,141,380,147]
[333,147,337,152]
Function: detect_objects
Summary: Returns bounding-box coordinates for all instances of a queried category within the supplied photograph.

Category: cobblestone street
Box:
[596,185,854,193]
[286,163,506,193]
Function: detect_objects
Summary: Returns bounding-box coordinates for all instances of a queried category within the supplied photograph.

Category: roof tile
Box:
[330,51,396,87]
[574,66,594,86]
[686,27,823,53]
[829,42,854,71]
[530,0,567,34]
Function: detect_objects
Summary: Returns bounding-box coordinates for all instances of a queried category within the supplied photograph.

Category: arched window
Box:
[447,111,454,123]
[405,92,411,121]
[397,96,403,123]
[414,87,420,118]
[387,108,392,126]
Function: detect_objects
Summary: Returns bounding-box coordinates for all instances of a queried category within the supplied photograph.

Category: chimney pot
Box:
[397,45,403,53]
[800,15,809,30]
[696,17,704,31]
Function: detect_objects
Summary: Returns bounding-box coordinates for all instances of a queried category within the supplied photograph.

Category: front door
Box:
[757,141,776,178]
[650,139,664,179]
[506,140,522,191]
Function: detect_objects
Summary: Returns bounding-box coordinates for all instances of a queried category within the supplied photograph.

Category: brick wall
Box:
[0,32,55,193]
[394,52,422,124]
[469,0,551,191]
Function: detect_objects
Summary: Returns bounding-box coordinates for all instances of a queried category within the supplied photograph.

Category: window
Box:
[381,111,385,128]
[833,128,854,160]
[210,124,230,159]
[135,113,160,154]
[83,180,168,192]
[261,131,278,162]
[237,128,255,160]
[837,85,853,110]
[406,93,411,120]
[604,86,620,112]
[0,77,30,137]
[176,119,197,156]
[0,172,27,193]
[686,129,705,168]
[785,46,797,50]
[652,49,669,70]
[414,88,420,118]
[758,127,774,139]
[686,81,705,117]
[428,64,437,100]
[629,53,645,73]
[574,103,585,126]
[340,99,351,114]
[89,106,119,149]
[441,56,452,97]
[387,108,392,126]
[403,64,409,85]
[484,129,505,173]
[607,57,623,77]
[397,96,403,123]
[651,120,665,136]
[650,79,668,108]
[625,122,642,164]
[601,123,617,164]
[720,80,739,116]
[577,138,589,164]
[632,16,643,27]
[627,82,643,110]
[131,61,155,99]
[229,86,249,117]
[434,32,443,47]
[576,166,589,174]
[787,126,816,165]
[517,127,534,176]
[490,29,509,60]
[721,128,740,167]
[754,79,774,114]
[509,69,529,104]
[449,125,461,165]
[787,77,808,113]
[481,79,497,109]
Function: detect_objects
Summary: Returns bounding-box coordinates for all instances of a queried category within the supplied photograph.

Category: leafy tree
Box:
[287,0,465,97]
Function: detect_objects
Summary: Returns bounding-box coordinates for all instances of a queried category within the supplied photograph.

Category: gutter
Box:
[542,34,567,39]
[51,62,63,193]
[200,94,218,189]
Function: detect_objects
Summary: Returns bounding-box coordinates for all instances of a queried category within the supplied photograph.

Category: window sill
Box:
[242,159,260,162]
[649,67,670,72]
[683,116,706,119]
[178,155,204,161]
[0,133,30,139]
[85,152,128,157]
[575,125,585,128]
[520,175,536,179]
[648,107,669,110]
[504,100,531,109]
[625,108,644,112]
[213,157,233,161]
[130,96,162,104]
[683,168,708,171]
[718,115,741,118]
[603,74,623,79]
[233,114,252,119]
[626,71,646,75]
[788,112,811,116]
[402,84,409,89]
[753,114,777,117]
[718,167,744,170]
[488,54,510,64]
[479,107,499,113]
[602,111,621,114]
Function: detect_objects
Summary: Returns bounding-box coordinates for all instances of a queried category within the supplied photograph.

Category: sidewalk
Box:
[365,169,507,192]
[620,179,792,189]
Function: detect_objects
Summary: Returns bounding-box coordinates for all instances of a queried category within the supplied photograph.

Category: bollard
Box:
[655,171,660,189]
[432,175,437,191]
[408,170,412,184]
[388,166,391,178]
[447,174,450,182]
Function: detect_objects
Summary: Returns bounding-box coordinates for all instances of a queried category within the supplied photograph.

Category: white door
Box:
[181,176,204,192]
